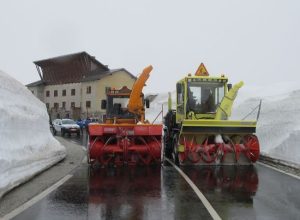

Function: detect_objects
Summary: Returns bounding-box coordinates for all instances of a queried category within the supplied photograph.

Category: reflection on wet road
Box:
[70,129,88,147]
[12,132,300,220]
[88,166,211,219]
[182,165,300,219]
[182,166,258,220]
[13,165,212,220]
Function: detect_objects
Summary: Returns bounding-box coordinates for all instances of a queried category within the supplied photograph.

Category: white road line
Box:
[70,140,79,145]
[165,158,222,220]
[258,162,300,180]
[2,174,73,220]
[82,156,87,164]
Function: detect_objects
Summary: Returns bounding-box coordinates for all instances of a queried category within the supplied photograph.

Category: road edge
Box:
[1,174,73,220]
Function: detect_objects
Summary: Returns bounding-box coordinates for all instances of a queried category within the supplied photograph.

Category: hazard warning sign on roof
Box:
[195,63,209,76]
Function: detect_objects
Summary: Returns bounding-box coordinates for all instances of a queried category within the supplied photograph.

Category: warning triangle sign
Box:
[195,63,209,76]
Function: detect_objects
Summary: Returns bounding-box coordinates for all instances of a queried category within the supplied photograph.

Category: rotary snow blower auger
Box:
[88,66,162,166]
[164,63,260,165]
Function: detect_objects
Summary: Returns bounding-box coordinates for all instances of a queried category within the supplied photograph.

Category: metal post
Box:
[256,99,262,121]
[162,104,164,122]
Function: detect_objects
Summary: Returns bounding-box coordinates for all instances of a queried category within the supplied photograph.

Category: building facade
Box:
[27,52,136,120]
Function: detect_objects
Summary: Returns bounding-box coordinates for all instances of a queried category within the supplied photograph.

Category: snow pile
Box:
[0,70,66,198]
[146,92,169,124]
[147,82,300,165]
[233,83,300,165]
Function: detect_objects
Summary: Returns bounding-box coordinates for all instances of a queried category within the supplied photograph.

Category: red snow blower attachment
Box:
[88,66,162,166]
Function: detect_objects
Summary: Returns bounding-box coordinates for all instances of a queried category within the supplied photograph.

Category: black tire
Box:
[163,134,179,165]
[172,135,180,165]
[77,131,80,137]
[53,128,57,136]
[163,110,175,160]
[164,143,173,160]
[61,129,65,137]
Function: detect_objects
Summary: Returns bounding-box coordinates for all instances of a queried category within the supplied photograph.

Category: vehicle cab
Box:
[176,74,230,123]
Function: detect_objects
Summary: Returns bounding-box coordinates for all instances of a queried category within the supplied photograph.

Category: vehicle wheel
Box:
[77,131,80,137]
[61,129,65,137]
[53,128,57,136]
[173,150,179,165]
[164,140,172,160]
[172,135,180,165]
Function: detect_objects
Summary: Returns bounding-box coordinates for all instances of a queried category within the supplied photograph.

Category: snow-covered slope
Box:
[145,92,173,124]
[233,84,300,165]
[0,70,66,198]
[146,83,300,165]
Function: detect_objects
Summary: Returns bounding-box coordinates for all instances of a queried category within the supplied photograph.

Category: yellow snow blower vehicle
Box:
[164,63,260,165]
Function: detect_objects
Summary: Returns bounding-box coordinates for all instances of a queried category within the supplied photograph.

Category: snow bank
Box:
[0,70,66,198]
[147,82,300,165]
[145,91,176,124]
[233,84,300,165]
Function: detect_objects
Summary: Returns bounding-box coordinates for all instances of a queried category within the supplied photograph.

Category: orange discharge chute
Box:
[127,65,153,122]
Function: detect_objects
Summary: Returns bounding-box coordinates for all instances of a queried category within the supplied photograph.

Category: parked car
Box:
[52,119,80,137]
[76,118,99,129]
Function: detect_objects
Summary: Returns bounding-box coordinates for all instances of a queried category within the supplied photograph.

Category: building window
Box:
[46,91,50,97]
[46,103,49,109]
[71,89,76,96]
[62,89,66,96]
[86,101,91,108]
[86,86,91,94]
[54,90,58,97]
[54,103,59,109]
[71,102,75,108]
[62,102,66,108]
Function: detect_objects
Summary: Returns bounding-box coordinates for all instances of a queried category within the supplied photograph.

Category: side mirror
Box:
[145,99,150,108]
[176,83,182,94]
[101,100,107,109]
[227,83,232,91]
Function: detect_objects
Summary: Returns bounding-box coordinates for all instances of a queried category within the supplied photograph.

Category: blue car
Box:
[76,118,99,129]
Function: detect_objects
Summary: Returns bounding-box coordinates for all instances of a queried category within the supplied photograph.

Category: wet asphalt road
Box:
[11,132,300,220]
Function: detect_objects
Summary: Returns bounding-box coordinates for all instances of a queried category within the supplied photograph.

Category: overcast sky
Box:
[0,0,299,93]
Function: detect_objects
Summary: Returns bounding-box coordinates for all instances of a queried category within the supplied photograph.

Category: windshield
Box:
[107,96,135,119]
[187,81,225,114]
[62,119,76,124]
[113,97,129,108]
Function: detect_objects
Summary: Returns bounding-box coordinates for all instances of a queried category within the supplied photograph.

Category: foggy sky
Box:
[0,0,299,93]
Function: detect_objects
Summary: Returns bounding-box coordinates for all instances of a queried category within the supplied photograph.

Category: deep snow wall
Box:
[233,88,300,165]
[0,70,66,198]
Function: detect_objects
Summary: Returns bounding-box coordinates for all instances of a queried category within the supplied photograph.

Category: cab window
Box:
[177,83,185,114]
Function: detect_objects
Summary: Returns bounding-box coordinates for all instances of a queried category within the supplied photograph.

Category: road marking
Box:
[258,162,300,180]
[82,156,87,164]
[69,140,80,145]
[165,158,222,220]
[2,174,73,220]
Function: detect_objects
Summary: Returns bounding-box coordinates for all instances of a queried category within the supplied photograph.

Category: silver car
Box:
[52,119,80,137]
